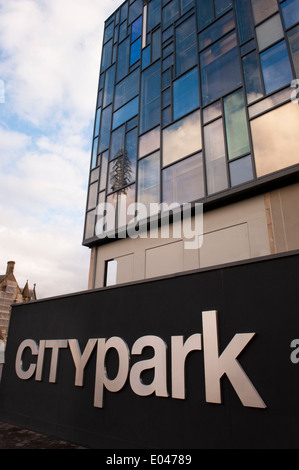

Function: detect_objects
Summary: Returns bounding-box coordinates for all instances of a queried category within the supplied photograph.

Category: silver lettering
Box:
[171,334,202,399]
[94,337,130,409]
[130,336,169,398]
[202,310,266,409]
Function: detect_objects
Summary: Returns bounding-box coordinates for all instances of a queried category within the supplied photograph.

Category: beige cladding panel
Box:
[93,194,272,288]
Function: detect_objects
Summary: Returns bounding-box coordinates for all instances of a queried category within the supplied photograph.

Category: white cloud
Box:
[0,0,121,298]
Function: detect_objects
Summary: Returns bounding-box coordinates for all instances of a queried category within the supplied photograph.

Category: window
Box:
[103,66,115,107]
[87,183,98,210]
[163,110,202,167]
[198,10,235,50]
[196,0,232,30]
[162,153,205,204]
[173,68,200,120]
[235,0,254,44]
[223,90,250,160]
[102,40,113,71]
[138,152,160,210]
[99,105,112,153]
[105,260,118,287]
[176,16,197,76]
[99,151,109,191]
[242,51,264,104]
[251,0,278,24]
[131,16,142,42]
[139,127,161,158]
[114,69,140,110]
[229,155,254,186]
[85,210,96,239]
[260,41,293,94]
[148,0,161,31]
[251,102,299,177]
[112,97,139,130]
[140,62,161,133]
[281,0,299,30]
[288,25,299,75]
[200,32,242,106]
[204,118,228,194]
[91,138,99,169]
[94,108,101,137]
[256,14,284,52]
[117,38,130,82]
[130,38,141,65]
[163,0,180,29]
[110,126,125,161]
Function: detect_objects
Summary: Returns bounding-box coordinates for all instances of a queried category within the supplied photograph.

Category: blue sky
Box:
[0,0,120,298]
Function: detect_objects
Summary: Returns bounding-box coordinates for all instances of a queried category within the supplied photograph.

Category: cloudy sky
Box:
[0,0,120,298]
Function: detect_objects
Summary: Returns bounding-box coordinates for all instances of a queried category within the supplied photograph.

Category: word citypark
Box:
[15,311,267,410]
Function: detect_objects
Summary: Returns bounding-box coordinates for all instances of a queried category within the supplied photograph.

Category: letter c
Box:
[15,339,39,380]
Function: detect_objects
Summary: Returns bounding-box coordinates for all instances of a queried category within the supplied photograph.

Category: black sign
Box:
[0,252,298,449]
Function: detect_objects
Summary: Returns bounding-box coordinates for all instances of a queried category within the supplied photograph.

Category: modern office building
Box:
[83,0,299,289]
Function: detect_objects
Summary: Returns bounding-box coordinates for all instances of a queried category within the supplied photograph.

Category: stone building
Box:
[0,261,36,341]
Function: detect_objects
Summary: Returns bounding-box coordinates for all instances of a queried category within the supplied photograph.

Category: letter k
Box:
[202,311,266,409]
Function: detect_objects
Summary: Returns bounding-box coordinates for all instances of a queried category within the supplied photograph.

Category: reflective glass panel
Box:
[148,0,161,31]
[199,11,235,50]
[130,38,141,65]
[112,97,139,130]
[256,14,284,52]
[129,0,143,24]
[181,0,194,14]
[138,152,160,210]
[242,51,264,104]
[85,210,95,239]
[140,62,161,134]
[87,183,98,210]
[99,105,112,153]
[102,39,113,71]
[251,102,299,177]
[200,32,242,106]
[103,66,115,107]
[114,69,140,110]
[117,38,130,82]
[260,41,293,94]
[215,0,232,17]
[204,118,229,194]
[139,127,161,158]
[235,0,254,44]
[119,21,127,42]
[152,28,161,62]
[224,90,250,160]
[94,108,101,137]
[142,46,151,69]
[229,155,254,186]
[110,126,125,161]
[176,16,197,76]
[251,0,278,24]
[163,110,202,166]
[288,25,299,75]
[173,68,200,121]
[99,151,109,191]
[91,138,99,169]
[163,153,205,204]
[108,150,134,193]
[90,168,100,184]
[197,0,214,30]
[281,0,299,30]
[131,16,142,41]
[203,101,222,124]
[163,0,180,29]
[126,127,138,182]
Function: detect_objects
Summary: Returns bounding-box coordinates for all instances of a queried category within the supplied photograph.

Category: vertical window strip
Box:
[142,3,148,48]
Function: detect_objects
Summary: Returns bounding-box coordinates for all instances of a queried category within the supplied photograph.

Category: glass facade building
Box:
[83,0,299,287]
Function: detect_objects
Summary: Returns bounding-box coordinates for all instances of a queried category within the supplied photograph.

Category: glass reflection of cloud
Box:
[162,110,202,167]
[251,102,299,177]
